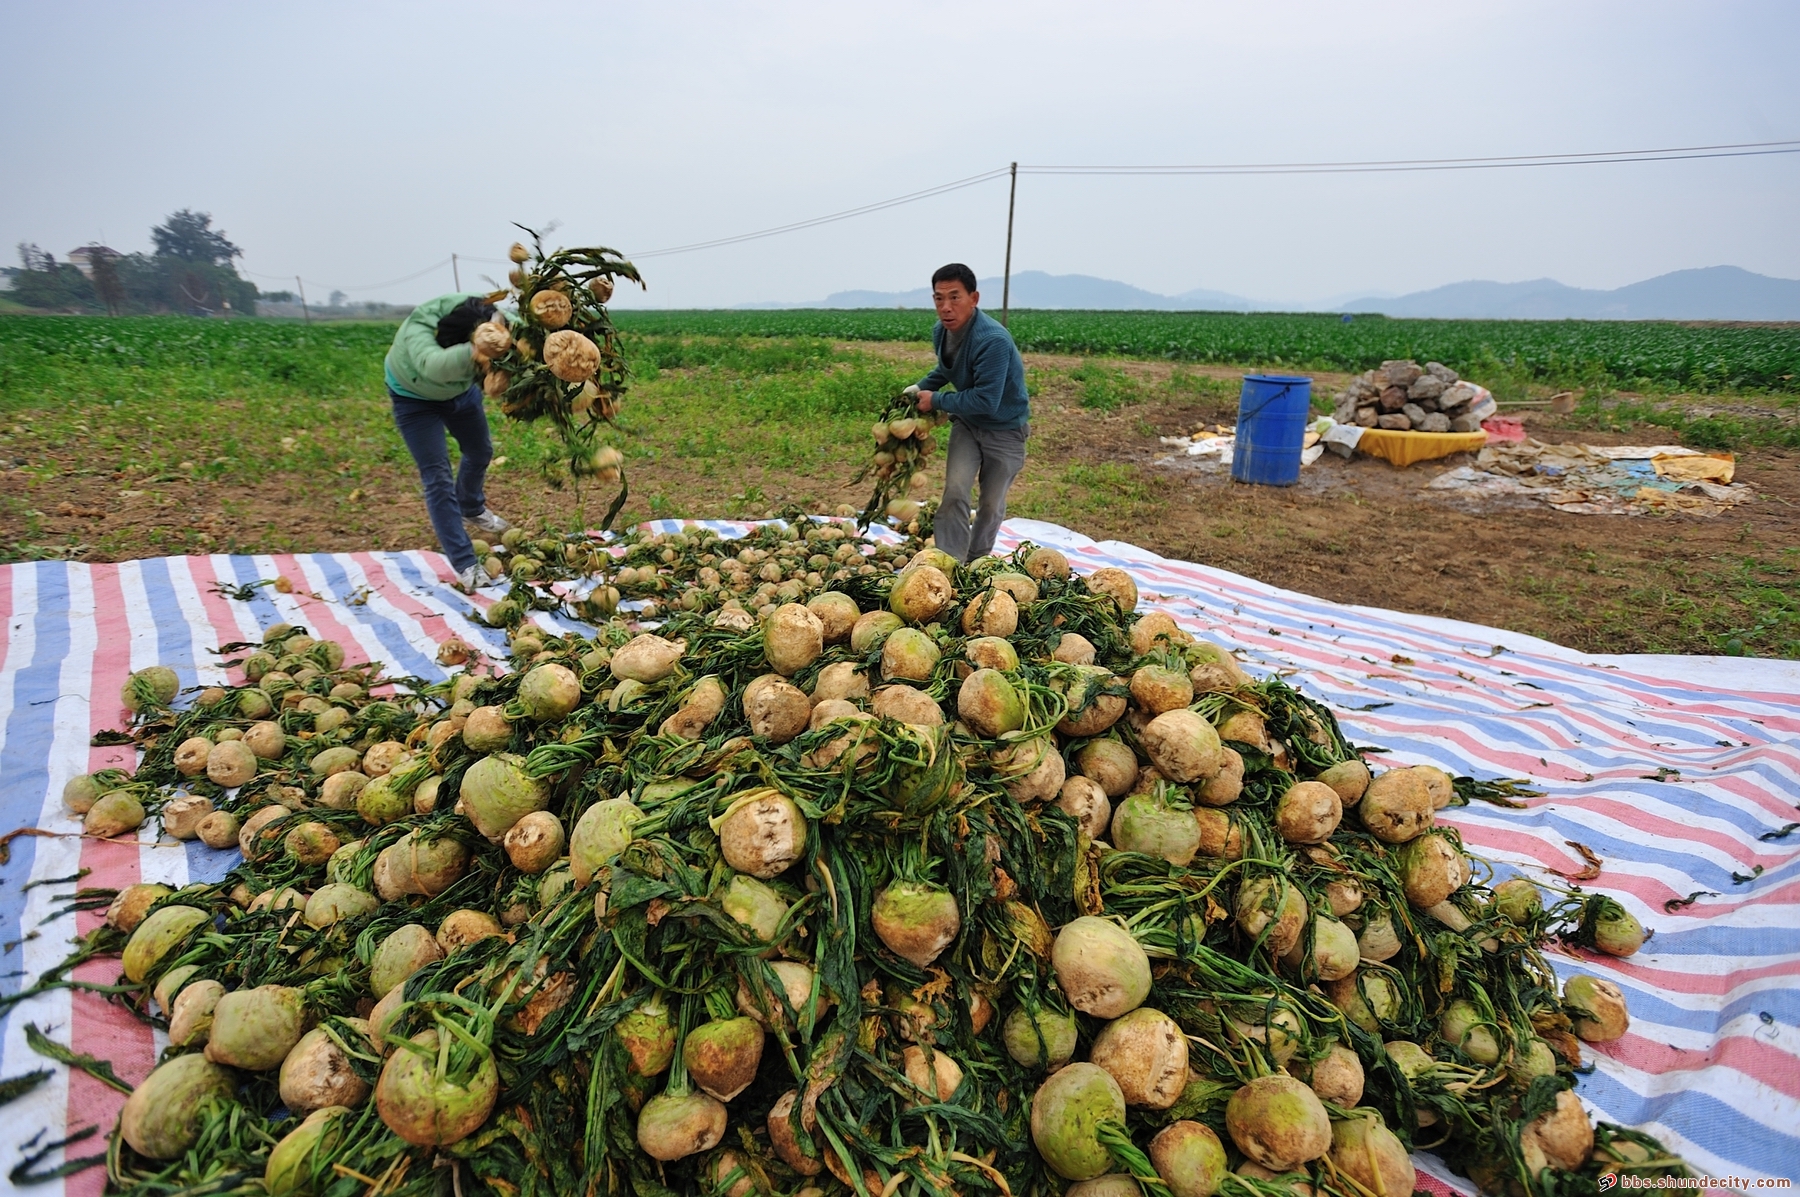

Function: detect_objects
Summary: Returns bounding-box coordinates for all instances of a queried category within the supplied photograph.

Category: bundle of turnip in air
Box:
[40,541,1690,1197]
[476,226,643,523]
[853,392,944,534]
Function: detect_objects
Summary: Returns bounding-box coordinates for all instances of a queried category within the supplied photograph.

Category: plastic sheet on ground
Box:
[1356,427,1491,467]
[1430,440,1756,515]
[1,521,1795,1194]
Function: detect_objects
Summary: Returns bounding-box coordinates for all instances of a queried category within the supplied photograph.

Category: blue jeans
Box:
[936,419,1029,562]
[390,385,492,572]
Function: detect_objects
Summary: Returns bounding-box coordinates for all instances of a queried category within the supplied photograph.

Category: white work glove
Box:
[902,384,920,398]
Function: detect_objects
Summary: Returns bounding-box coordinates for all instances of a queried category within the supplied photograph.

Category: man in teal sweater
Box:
[909,263,1030,561]
[384,294,513,590]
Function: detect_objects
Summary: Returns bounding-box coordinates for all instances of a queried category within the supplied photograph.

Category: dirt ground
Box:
[6,344,1795,656]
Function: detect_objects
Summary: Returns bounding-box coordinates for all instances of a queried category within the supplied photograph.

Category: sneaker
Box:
[466,509,512,535]
[455,563,492,593]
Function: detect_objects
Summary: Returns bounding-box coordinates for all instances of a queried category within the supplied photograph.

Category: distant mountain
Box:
[1338,266,1800,321]
[747,271,1264,311]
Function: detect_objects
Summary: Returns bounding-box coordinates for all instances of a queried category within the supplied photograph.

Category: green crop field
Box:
[614,308,1800,393]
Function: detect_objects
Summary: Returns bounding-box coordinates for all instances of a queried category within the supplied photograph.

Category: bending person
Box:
[383,294,513,590]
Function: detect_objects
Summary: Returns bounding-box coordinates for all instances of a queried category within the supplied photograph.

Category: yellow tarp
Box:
[1356,428,1489,467]
[1652,452,1735,484]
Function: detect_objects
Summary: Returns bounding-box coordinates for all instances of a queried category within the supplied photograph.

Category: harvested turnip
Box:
[1056,665,1127,736]
[1226,1074,1331,1171]
[683,1015,765,1101]
[1564,974,1630,1042]
[1492,877,1543,923]
[264,1106,351,1197]
[1398,832,1463,907]
[1031,1062,1126,1181]
[1359,769,1435,843]
[280,1023,372,1112]
[1284,915,1359,982]
[901,1043,963,1104]
[765,603,825,675]
[611,634,683,682]
[1316,759,1371,804]
[371,925,444,998]
[768,1089,824,1175]
[1187,642,1250,693]
[205,983,307,1071]
[958,668,1025,738]
[1328,1113,1414,1197]
[119,1052,236,1160]
[503,810,565,873]
[850,609,904,653]
[376,1027,499,1147]
[1326,973,1400,1034]
[173,736,212,776]
[993,735,1066,803]
[518,663,581,720]
[1053,916,1151,1018]
[1274,780,1342,844]
[745,673,812,742]
[964,634,1020,672]
[1414,764,1456,809]
[881,627,941,683]
[1148,1120,1228,1197]
[1357,909,1403,962]
[1056,776,1112,840]
[1142,709,1223,783]
[721,873,790,946]
[736,960,829,1031]
[462,705,513,752]
[809,660,869,705]
[317,770,368,811]
[872,880,960,967]
[1130,663,1193,716]
[1128,611,1187,655]
[1441,999,1502,1064]
[615,994,676,1076]
[636,1088,727,1161]
[244,720,287,760]
[1592,899,1647,957]
[1077,738,1138,798]
[1236,877,1308,957]
[123,903,210,982]
[1003,1005,1079,1069]
[1307,1042,1364,1106]
[1090,1006,1188,1109]
[1195,808,1244,860]
[569,797,643,884]
[168,978,224,1048]
[304,883,377,929]
[106,882,170,933]
[1112,788,1201,866]
[205,738,259,788]
[1052,631,1097,665]
[870,683,943,726]
[362,741,411,777]
[718,789,807,878]
[437,909,502,955]
[459,753,550,840]
[1520,1089,1593,1173]
[806,591,860,644]
[889,563,953,623]
[961,588,1019,637]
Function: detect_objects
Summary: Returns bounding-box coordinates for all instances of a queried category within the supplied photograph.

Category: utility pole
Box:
[1001,161,1018,327]
[296,276,311,324]
[452,253,461,290]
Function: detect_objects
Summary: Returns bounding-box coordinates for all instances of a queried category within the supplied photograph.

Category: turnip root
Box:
[1196,748,1244,807]
[1564,974,1630,1042]
[1056,776,1112,840]
[872,880,961,967]
[503,810,565,873]
[1090,1006,1188,1109]
[1306,1042,1364,1107]
[1236,877,1307,957]
[518,663,580,720]
[1328,1113,1414,1197]
[718,789,807,878]
[280,1023,372,1112]
[1397,832,1463,908]
[1359,769,1435,843]
[1187,642,1249,693]
[1274,781,1342,844]
[683,1016,765,1101]
[871,683,943,727]
[881,627,941,682]
[1520,1089,1593,1174]
[371,925,443,998]
[1130,663,1192,716]
[1194,808,1243,860]
[744,674,811,742]
[809,661,869,705]
[1077,738,1138,798]
[1052,916,1151,1018]
[1226,1075,1331,1171]
[376,1028,498,1147]
[958,668,1025,737]
[1283,915,1359,982]
[173,736,212,776]
[1003,1005,1079,1069]
[721,873,790,946]
[1112,789,1201,866]
[767,1090,824,1175]
[961,588,1019,637]
[1147,1120,1228,1197]
[1052,631,1097,665]
[1142,709,1223,784]
[207,739,258,788]
[1030,1063,1126,1181]
[205,983,307,1070]
[901,1044,964,1104]
[462,705,512,752]
[963,635,1019,672]
[850,610,904,654]
[119,1053,235,1159]
[1317,759,1371,804]
[766,603,825,675]
[889,564,953,623]
[1056,666,1126,736]
[1128,611,1187,655]
[992,735,1066,803]
[807,591,861,644]
[1441,999,1502,1064]
[569,797,643,884]
[437,909,502,955]
[168,978,224,1048]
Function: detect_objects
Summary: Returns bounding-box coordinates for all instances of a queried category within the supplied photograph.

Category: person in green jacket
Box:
[384,294,513,590]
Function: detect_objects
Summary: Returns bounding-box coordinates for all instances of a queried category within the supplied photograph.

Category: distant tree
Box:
[76,245,127,315]
[328,290,347,308]
[150,210,242,266]
[7,243,99,311]
[260,289,296,302]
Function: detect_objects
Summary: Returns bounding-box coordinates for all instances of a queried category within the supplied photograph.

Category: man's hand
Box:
[916,390,934,412]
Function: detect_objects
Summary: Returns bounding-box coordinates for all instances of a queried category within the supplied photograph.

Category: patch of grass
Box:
[1569,393,1800,450]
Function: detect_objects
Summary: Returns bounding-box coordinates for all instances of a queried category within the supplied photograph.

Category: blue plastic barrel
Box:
[1231,374,1313,486]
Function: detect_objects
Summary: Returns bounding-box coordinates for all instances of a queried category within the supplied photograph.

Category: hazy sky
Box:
[3,1,1796,308]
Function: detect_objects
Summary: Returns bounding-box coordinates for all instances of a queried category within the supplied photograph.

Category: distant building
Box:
[66,245,121,278]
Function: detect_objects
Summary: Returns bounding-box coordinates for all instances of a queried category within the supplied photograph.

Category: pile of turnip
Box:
[42,532,1685,1197]
[854,392,945,534]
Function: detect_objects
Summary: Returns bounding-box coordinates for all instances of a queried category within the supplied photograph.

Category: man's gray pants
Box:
[935,420,1029,562]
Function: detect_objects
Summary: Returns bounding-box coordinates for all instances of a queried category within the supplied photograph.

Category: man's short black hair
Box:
[435,296,497,348]
[931,263,978,294]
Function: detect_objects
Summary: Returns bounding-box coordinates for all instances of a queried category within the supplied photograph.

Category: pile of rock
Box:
[1333,360,1494,432]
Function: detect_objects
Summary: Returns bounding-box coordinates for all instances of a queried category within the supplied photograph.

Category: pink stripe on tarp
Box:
[67,564,155,1197]
[1595,1031,1800,1103]
[267,554,370,671]
[184,556,258,681]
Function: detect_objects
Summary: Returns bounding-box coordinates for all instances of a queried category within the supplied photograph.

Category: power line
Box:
[1019,138,1800,175]
[625,168,1012,259]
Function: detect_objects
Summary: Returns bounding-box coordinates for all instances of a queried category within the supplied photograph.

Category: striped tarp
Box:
[0,519,1794,1196]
